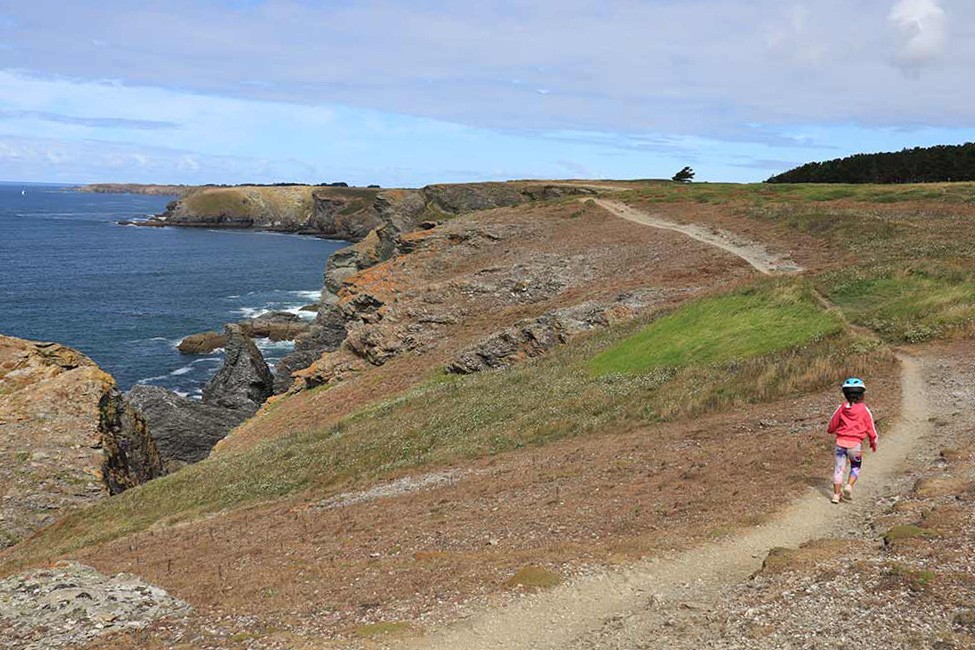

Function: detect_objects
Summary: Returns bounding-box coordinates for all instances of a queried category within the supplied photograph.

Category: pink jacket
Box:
[828,402,878,449]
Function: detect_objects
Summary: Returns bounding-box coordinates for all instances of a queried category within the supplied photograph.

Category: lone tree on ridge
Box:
[672,166,695,183]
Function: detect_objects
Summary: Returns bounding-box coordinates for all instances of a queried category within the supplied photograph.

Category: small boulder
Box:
[177,330,227,354]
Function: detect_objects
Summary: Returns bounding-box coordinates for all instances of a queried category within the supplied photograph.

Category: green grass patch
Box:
[825,269,975,342]
[504,565,561,590]
[589,282,843,375]
[884,524,940,546]
[354,622,415,639]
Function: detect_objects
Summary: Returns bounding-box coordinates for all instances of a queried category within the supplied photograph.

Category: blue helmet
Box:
[841,377,866,391]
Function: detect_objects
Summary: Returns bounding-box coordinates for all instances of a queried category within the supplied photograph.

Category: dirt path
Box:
[591,199,803,275]
[398,353,929,650]
[395,202,919,650]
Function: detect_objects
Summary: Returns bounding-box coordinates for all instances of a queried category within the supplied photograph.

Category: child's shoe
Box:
[841,484,853,501]
[830,493,841,504]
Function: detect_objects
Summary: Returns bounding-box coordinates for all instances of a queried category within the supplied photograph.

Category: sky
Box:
[0,0,973,186]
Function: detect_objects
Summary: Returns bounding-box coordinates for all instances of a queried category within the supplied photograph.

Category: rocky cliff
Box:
[0,337,155,543]
[0,328,278,532]
[97,388,165,495]
[273,182,597,390]
[124,385,248,472]
[200,325,274,412]
[132,185,387,241]
[121,325,275,472]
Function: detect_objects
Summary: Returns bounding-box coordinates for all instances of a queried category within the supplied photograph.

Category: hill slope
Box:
[3,180,975,648]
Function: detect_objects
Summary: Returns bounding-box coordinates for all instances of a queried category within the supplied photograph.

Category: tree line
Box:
[766,142,975,184]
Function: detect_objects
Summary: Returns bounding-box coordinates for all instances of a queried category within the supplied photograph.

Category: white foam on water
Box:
[253,338,296,353]
[170,366,193,376]
[278,305,317,320]
[234,306,269,319]
[137,375,170,384]
[290,290,322,301]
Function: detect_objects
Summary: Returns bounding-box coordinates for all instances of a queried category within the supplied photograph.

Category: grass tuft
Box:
[354,622,415,638]
[884,525,940,546]
[504,565,561,590]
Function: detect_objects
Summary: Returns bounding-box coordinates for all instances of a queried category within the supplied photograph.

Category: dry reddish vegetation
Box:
[38,196,877,649]
[220,200,753,456]
[76,366,897,648]
[686,340,975,650]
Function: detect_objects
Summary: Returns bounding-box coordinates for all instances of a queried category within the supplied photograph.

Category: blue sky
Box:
[0,0,973,186]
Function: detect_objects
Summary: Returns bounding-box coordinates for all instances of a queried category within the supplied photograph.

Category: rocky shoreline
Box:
[3,182,602,512]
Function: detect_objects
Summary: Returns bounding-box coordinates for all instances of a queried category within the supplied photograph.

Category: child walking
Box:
[827,378,878,504]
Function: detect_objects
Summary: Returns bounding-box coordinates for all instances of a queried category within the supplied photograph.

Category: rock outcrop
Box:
[133,185,389,240]
[117,327,274,476]
[0,337,113,546]
[177,330,226,354]
[201,325,274,413]
[112,326,274,476]
[0,336,170,537]
[97,388,165,495]
[0,561,189,649]
[178,311,312,355]
[243,311,310,341]
[124,385,249,472]
[447,290,669,374]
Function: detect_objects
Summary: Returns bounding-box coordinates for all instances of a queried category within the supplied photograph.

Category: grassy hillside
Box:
[590,283,842,374]
[0,277,879,570]
[179,185,317,220]
[7,181,974,570]
[623,181,975,343]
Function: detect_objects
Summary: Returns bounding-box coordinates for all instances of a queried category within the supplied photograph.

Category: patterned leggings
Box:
[834,444,863,484]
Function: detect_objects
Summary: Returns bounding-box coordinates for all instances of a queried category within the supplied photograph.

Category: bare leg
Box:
[832,446,846,502]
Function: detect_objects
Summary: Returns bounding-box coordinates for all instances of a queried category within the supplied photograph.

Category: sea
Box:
[0,182,345,396]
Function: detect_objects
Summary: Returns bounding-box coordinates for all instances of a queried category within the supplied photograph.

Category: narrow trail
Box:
[397,200,927,650]
[591,199,803,275]
[399,354,930,650]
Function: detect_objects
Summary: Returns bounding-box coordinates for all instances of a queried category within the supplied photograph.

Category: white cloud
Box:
[889,0,947,69]
[1,1,973,137]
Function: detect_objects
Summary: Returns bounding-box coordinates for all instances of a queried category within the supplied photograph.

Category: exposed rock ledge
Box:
[0,335,160,545]
[178,311,311,354]
[0,561,189,649]
[275,182,598,391]
[124,325,275,474]
[0,327,275,545]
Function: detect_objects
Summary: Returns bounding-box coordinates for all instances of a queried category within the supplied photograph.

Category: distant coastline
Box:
[74,183,192,196]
